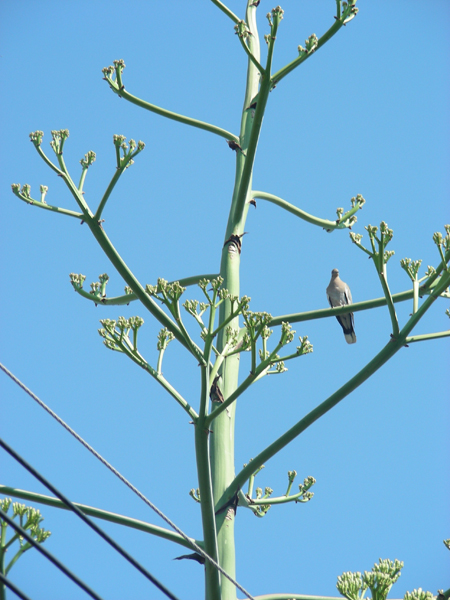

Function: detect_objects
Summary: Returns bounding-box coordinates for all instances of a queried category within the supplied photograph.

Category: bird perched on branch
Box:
[326,268,357,344]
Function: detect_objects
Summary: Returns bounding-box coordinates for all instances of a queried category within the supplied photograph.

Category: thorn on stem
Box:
[224,232,248,254]
[226,140,246,156]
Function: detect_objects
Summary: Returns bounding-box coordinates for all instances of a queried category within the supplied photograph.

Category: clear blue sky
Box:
[1,1,449,599]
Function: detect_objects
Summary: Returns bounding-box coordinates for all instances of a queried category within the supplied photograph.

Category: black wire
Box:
[0,438,181,600]
[0,571,34,600]
[0,361,256,600]
[0,509,104,600]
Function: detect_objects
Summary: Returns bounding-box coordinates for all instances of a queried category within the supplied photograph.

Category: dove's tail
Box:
[336,314,357,344]
[344,331,357,344]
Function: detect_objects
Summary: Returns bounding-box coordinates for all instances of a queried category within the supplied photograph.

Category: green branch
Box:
[209,0,240,24]
[405,330,450,344]
[271,2,358,86]
[351,223,399,336]
[99,318,198,420]
[252,191,364,230]
[235,22,265,75]
[94,136,145,220]
[23,135,207,360]
[103,61,239,144]
[269,288,416,327]
[0,486,200,551]
[70,273,220,306]
[217,269,450,510]
[11,185,84,219]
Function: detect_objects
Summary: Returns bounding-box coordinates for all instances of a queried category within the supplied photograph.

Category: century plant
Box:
[6,2,450,599]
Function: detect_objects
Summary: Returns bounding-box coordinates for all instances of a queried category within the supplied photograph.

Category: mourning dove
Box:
[326,268,357,344]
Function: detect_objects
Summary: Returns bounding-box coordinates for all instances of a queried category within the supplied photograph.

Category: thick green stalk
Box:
[196,363,221,600]
[209,4,261,599]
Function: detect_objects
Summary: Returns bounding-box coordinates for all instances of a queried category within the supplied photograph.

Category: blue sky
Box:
[1,1,449,599]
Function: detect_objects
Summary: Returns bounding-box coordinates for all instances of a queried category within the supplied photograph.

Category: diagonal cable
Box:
[0,362,255,600]
[0,572,33,600]
[0,438,181,600]
[0,507,105,600]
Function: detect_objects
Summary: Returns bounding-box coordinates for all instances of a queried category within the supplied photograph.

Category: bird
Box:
[326,268,357,344]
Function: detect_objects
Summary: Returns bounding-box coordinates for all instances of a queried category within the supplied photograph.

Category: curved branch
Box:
[271,3,358,86]
[104,75,239,144]
[0,486,200,551]
[252,190,362,230]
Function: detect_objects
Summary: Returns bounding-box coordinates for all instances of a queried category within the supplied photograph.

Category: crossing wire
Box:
[0,437,181,600]
[0,362,255,600]
[0,571,33,600]
[0,506,105,600]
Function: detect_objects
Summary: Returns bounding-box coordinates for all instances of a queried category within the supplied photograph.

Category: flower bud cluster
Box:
[50,129,70,154]
[29,130,44,147]
[234,20,251,39]
[80,150,96,169]
[298,33,318,55]
[157,327,175,351]
[146,278,186,304]
[342,1,359,24]
[337,558,403,600]
[189,488,201,503]
[0,499,52,546]
[98,316,144,352]
[69,272,86,291]
[40,185,48,203]
[403,589,434,600]
[351,194,365,207]
[337,571,363,600]
[400,258,422,281]
[296,335,313,355]
[113,134,145,169]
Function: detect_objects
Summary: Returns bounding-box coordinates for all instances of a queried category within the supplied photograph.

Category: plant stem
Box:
[0,486,200,551]
[107,83,239,144]
[251,191,362,230]
[196,365,221,600]
[269,287,425,327]
[209,5,262,599]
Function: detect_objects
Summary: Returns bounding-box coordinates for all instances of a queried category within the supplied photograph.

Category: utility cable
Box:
[0,507,105,600]
[0,362,255,600]
[0,571,33,600]
[0,438,181,600]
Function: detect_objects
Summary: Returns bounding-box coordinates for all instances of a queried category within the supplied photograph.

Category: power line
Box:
[0,362,255,600]
[0,572,33,600]
[0,507,105,600]
[0,438,181,600]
